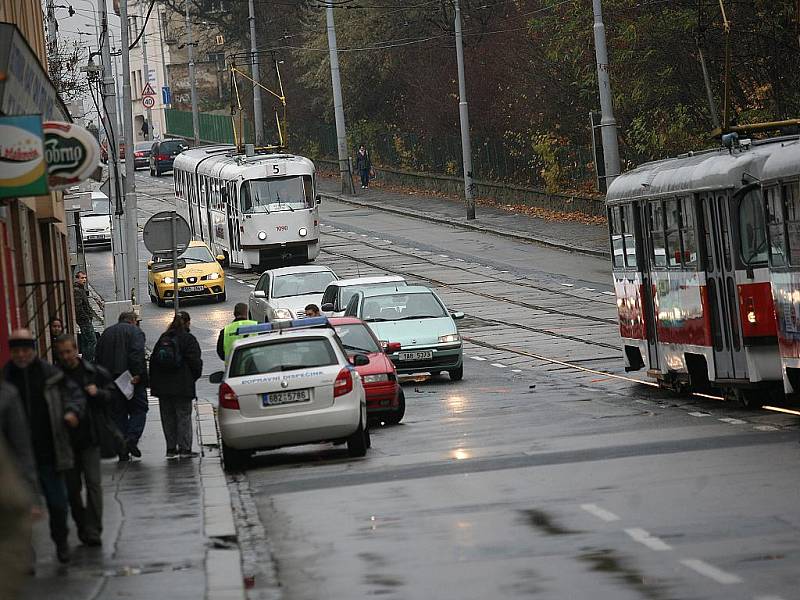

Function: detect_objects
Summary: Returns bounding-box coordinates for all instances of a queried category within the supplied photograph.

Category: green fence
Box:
[164,109,254,145]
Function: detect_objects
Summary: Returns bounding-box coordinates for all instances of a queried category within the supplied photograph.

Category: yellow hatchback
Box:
[148,240,226,306]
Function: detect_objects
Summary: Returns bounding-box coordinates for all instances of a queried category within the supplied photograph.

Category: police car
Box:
[209,317,370,471]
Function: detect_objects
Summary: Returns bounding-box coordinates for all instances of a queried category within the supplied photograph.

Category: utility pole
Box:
[248,0,264,146]
[157,8,170,92]
[139,0,153,140]
[119,0,141,304]
[591,0,621,186]
[45,0,58,60]
[325,5,355,195]
[186,0,200,146]
[98,0,127,300]
[453,0,475,220]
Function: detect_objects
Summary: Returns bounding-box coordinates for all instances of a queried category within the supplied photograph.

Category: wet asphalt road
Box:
[87,171,800,600]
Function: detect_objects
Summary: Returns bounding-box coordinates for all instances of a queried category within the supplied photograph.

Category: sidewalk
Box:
[20,396,243,600]
[317,176,611,257]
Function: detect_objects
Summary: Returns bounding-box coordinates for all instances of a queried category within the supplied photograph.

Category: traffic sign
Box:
[100,174,126,198]
[162,86,171,105]
[142,95,155,109]
[143,211,191,256]
[141,82,156,97]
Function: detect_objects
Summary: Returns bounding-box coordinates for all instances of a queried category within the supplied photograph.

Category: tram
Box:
[606,134,800,406]
[172,146,321,269]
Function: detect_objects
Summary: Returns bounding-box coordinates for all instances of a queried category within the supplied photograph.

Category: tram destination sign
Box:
[43,121,101,189]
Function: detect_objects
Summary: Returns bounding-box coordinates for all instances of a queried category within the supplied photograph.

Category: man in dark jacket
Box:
[73,271,98,362]
[55,334,115,547]
[3,329,84,563]
[356,144,372,190]
[150,311,202,458]
[95,311,148,461]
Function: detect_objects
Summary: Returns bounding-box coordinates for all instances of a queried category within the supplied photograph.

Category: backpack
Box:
[152,334,182,370]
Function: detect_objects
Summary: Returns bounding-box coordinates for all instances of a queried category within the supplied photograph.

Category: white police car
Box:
[209,317,370,471]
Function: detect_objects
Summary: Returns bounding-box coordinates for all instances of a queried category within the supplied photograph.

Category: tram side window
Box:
[610,207,624,268]
[680,197,698,268]
[303,175,315,208]
[622,205,637,268]
[785,182,800,266]
[665,199,681,268]
[738,188,768,266]
[765,186,786,267]
[241,182,252,213]
[649,202,667,267]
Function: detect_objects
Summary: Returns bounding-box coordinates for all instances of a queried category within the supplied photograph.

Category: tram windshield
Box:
[240,175,314,214]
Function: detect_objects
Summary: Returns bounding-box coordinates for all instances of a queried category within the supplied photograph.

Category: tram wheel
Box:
[734,388,765,410]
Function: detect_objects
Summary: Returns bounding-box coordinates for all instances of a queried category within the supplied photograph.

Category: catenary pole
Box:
[139,0,153,140]
[119,0,141,304]
[248,0,264,146]
[186,0,200,146]
[453,0,475,220]
[325,5,355,195]
[98,0,127,300]
[591,0,621,185]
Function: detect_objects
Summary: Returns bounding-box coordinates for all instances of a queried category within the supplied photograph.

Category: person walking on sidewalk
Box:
[216,303,256,361]
[73,271,98,362]
[356,144,372,190]
[55,334,116,547]
[96,311,148,461]
[2,329,84,564]
[150,311,203,459]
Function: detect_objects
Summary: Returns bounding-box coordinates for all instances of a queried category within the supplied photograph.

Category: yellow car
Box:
[147,241,226,306]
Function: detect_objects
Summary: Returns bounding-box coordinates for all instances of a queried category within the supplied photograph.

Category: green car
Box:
[344,285,465,380]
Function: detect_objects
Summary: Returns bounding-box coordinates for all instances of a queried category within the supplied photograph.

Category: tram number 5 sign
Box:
[142,96,155,109]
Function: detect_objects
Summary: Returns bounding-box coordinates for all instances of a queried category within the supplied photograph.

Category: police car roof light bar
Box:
[237,317,331,338]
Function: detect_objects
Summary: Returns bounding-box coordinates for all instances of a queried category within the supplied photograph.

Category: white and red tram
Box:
[606,135,800,406]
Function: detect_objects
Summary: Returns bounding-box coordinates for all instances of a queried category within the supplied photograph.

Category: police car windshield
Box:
[361,292,447,321]
[230,338,337,377]
[272,271,337,298]
[333,323,380,353]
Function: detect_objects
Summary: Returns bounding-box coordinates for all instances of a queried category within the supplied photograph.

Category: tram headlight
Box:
[258,230,267,241]
[298,227,308,237]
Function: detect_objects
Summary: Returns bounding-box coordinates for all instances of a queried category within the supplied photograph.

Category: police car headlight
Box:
[163,276,174,284]
[363,374,389,383]
[258,230,267,240]
[298,227,308,237]
[438,334,460,343]
[273,308,293,320]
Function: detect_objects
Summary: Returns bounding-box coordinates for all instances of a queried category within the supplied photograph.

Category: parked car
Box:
[147,240,226,306]
[79,191,112,248]
[249,265,338,322]
[344,286,465,380]
[210,317,370,471]
[149,138,188,176]
[321,275,407,317]
[330,317,404,424]
[132,141,152,169]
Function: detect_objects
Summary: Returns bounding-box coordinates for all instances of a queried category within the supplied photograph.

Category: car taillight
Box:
[333,367,353,397]
[219,382,240,409]
[158,154,169,161]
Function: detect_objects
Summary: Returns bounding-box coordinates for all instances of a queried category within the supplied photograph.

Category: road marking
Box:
[718,417,747,425]
[601,291,616,296]
[247,284,255,288]
[469,356,487,361]
[753,425,778,431]
[688,411,711,417]
[561,283,574,287]
[511,369,523,373]
[491,363,507,368]
[583,287,596,291]
[680,559,743,584]
[580,503,620,522]
[439,254,449,258]
[624,528,672,551]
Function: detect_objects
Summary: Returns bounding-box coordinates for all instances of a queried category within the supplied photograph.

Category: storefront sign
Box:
[43,122,101,189]
[0,115,48,199]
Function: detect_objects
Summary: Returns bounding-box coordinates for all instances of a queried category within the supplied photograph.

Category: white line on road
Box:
[680,559,743,584]
[247,284,255,288]
[753,425,779,431]
[511,369,523,373]
[718,417,747,425]
[688,411,711,417]
[439,254,449,258]
[469,356,487,361]
[491,363,508,368]
[601,291,616,296]
[754,595,787,600]
[561,283,574,287]
[580,503,620,522]
[582,288,596,291]
[624,528,672,551]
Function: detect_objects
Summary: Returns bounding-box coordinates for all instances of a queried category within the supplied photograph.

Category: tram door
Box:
[637,202,660,372]
[699,192,748,380]
[227,182,242,264]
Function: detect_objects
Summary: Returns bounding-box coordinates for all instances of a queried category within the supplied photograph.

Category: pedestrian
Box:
[305,304,321,317]
[2,329,84,564]
[49,317,64,339]
[95,311,148,461]
[216,303,257,361]
[73,271,99,362]
[55,334,115,547]
[356,144,372,190]
[149,311,203,459]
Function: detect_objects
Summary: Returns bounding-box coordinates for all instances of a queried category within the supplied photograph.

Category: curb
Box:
[320,192,611,259]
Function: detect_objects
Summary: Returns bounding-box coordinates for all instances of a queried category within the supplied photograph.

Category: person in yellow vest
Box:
[216,303,258,361]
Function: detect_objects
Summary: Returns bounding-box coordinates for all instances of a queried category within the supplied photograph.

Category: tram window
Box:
[719,195,734,271]
[649,202,667,267]
[241,181,252,213]
[665,199,681,268]
[785,182,800,265]
[622,205,637,268]
[302,175,315,208]
[680,197,698,268]
[738,188,768,266]
[241,177,310,214]
[610,207,624,268]
[765,186,786,267]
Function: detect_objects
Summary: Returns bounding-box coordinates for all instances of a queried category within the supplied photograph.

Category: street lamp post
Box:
[325,5,355,195]
[591,0,621,186]
[453,0,475,220]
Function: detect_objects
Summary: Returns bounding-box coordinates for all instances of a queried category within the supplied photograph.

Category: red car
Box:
[330,317,405,424]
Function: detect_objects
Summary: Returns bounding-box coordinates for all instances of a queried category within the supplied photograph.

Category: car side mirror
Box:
[209,371,224,384]
[321,302,334,312]
[147,260,153,270]
[350,354,370,366]
[253,290,266,298]
[385,342,402,353]
[450,311,465,320]
[316,194,322,204]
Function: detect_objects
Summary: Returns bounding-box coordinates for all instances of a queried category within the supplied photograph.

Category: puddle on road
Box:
[578,548,669,600]
[519,508,582,536]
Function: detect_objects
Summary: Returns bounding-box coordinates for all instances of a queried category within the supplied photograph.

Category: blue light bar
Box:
[237,322,273,336]
[237,316,331,337]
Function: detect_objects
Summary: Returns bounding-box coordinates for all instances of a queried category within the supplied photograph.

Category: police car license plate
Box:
[398,350,433,361]
[182,285,205,292]
[262,388,311,406]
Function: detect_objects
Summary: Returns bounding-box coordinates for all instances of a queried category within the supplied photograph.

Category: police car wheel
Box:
[222,442,249,472]
[347,419,368,457]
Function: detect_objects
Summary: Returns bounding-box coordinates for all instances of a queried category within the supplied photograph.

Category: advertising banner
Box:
[43,121,101,189]
[0,115,48,199]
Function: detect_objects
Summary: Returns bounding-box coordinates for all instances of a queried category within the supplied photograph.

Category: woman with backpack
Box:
[149,311,203,459]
